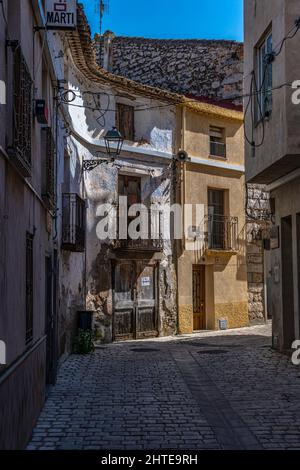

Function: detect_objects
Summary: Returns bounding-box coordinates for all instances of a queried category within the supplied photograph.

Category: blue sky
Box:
[81,0,243,41]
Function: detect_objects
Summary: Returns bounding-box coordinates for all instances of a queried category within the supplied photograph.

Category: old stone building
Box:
[95,30,269,325]
[61,6,181,342]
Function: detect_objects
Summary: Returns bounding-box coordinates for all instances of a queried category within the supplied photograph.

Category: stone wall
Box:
[94,33,243,105]
[246,184,270,324]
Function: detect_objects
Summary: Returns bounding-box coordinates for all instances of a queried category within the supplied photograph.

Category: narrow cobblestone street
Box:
[27,324,300,450]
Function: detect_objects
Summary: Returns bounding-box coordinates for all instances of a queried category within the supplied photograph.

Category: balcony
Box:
[62,194,86,252]
[113,207,163,253]
[8,47,33,177]
[205,214,238,253]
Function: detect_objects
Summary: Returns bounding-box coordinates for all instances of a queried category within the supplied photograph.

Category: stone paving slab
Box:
[27,324,300,450]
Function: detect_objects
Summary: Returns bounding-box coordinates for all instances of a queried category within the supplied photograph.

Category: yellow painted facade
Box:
[176,103,249,334]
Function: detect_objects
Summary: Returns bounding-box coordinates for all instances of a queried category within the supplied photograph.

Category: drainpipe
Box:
[182,106,187,251]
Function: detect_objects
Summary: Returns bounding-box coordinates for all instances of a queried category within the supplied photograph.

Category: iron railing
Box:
[10,47,33,176]
[210,141,226,158]
[42,127,56,210]
[114,207,164,251]
[205,214,238,251]
[62,194,86,252]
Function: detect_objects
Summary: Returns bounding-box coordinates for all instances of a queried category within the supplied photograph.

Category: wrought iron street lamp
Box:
[83,127,124,172]
[104,127,124,160]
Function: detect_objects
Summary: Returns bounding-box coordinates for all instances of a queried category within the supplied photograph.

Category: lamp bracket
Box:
[83,159,113,172]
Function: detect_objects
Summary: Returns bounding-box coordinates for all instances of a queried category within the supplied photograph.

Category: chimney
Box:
[102,30,115,72]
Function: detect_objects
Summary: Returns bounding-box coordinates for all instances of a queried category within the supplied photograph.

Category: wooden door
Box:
[193,265,206,331]
[136,262,158,339]
[113,262,135,341]
[113,261,158,341]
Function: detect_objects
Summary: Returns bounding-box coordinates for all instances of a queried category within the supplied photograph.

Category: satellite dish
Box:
[175,150,190,162]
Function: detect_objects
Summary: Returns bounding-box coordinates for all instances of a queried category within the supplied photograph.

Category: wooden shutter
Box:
[116,103,134,141]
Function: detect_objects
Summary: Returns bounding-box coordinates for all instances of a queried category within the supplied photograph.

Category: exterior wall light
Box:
[83,127,124,172]
[104,127,124,160]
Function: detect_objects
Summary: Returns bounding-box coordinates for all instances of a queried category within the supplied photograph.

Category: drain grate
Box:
[197,349,229,355]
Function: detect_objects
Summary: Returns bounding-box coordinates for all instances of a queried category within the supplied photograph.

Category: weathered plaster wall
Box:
[95,34,243,104]
[66,56,176,153]
[65,55,178,342]
[81,146,178,342]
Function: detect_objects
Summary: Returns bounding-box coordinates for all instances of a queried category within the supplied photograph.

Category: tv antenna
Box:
[95,0,110,36]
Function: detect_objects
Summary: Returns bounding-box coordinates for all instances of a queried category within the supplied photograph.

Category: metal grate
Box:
[42,127,56,210]
[114,207,163,252]
[62,193,86,252]
[11,47,33,176]
[26,232,34,345]
[206,214,238,251]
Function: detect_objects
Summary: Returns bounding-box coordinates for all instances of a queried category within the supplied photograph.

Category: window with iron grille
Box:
[42,127,56,210]
[12,47,33,177]
[26,232,34,345]
[208,189,225,249]
[62,194,86,252]
[209,126,226,158]
[116,103,134,141]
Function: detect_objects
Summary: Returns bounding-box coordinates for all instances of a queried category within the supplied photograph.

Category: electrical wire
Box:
[244,17,300,151]
[58,81,294,115]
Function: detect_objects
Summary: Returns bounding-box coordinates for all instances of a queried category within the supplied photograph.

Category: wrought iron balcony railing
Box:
[62,194,86,252]
[113,207,164,252]
[8,47,33,177]
[42,127,56,210]
[210,141,227,159]
[205,214,238,252]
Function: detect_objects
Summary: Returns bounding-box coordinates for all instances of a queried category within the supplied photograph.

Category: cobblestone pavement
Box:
[28,323,300,450]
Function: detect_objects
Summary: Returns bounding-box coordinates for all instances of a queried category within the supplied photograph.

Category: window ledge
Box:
[209,155,228,161]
